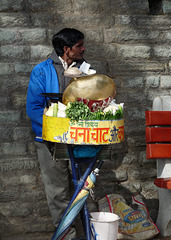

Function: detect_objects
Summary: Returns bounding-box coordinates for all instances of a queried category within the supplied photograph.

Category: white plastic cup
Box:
[90,212,120,240]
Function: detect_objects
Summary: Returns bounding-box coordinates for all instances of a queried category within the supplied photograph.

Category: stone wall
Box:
[0,0,171,239]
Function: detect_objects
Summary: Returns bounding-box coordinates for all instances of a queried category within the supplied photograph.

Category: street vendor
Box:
[26,28,85,239]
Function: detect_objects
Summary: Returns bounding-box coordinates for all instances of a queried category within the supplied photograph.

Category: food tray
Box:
[42,115,124,145]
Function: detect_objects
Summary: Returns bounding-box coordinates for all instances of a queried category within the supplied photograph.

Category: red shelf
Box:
[146,111,171,126]
[146,110,171,188]
[146,144,171,159]
[146,127,171,143]
[154,177,171,189]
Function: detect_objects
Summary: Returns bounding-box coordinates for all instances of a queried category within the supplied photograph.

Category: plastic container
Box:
[42,115,124,145]
[90,212,120,240]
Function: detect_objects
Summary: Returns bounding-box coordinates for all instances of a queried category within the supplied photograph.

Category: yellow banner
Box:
[42,115,124,145]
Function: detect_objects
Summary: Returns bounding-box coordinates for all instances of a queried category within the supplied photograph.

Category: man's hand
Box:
[44,107,48,115]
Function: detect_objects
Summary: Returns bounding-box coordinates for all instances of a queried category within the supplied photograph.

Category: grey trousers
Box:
[35,141,76,239]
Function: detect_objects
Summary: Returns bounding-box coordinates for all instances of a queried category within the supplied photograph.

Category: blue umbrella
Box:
[51,147,103,240]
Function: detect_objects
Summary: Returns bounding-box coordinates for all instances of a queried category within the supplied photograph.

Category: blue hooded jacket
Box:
[26,59,59,142]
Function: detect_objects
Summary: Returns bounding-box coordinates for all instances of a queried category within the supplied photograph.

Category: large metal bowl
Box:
[62,74,116,106]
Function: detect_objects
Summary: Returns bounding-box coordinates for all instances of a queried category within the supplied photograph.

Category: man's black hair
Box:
[52,28,84,56]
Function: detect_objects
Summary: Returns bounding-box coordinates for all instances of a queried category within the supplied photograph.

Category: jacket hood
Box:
[48,50,61,65]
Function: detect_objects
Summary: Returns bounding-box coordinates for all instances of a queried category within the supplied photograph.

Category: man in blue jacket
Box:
[26,28,85,239]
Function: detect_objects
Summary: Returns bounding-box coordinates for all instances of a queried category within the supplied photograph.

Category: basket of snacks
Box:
[42,74,124,145]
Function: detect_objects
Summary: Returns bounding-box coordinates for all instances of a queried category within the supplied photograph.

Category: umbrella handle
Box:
[93,159,104,176]
[96,159,104,170]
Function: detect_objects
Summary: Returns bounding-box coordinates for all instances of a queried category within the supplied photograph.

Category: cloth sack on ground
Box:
[98,194,159,240]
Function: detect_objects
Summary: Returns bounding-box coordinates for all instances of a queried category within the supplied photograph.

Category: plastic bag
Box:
[98,194,159,240]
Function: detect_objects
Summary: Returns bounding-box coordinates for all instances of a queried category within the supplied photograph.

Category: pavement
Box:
[154,236,171,240]
[1,233,171,240]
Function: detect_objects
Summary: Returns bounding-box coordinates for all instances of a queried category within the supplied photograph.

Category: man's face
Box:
[67,39,85,61]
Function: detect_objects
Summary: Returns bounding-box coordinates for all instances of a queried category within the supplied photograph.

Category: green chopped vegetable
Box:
[113,106,123,120]
[66,101,92,121]
[66,101,123,121]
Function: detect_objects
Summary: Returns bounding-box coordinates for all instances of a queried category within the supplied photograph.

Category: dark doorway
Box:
[148,0,163,14]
